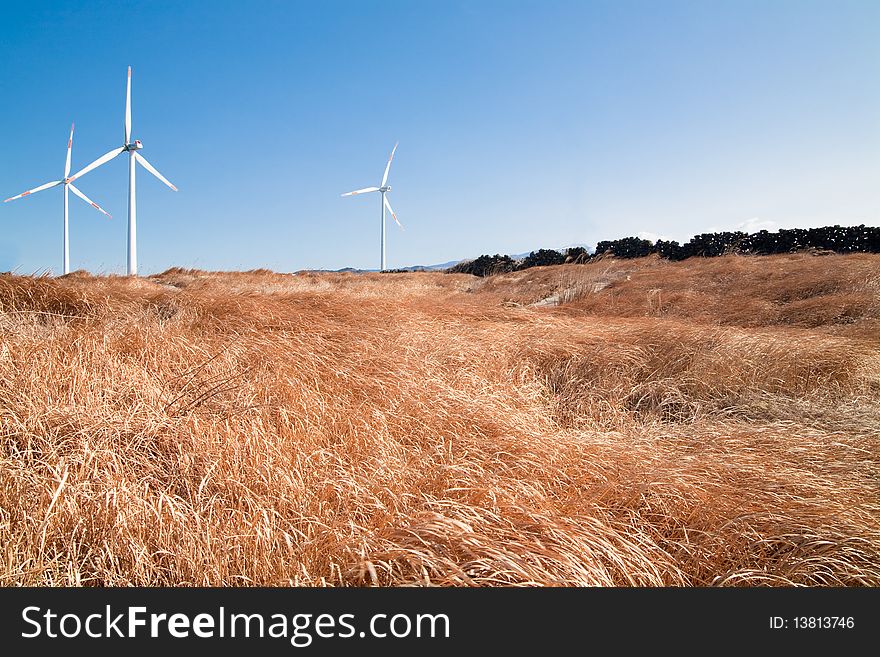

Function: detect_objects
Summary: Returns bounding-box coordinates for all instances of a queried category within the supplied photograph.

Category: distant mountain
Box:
[394,259,462,271]
[298,263,452,274]
[432,244,594,270]
[295,267,373,273]
[298,245,595,274]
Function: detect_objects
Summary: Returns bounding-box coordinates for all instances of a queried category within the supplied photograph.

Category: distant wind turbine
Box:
[341,142,403,271]
[4,123,111,275]
[71,66,177,276]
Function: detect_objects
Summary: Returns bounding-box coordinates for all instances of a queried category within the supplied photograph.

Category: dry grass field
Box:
[1,252,878,586]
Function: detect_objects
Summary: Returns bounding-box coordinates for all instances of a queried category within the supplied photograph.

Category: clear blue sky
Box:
[1,0,877,274]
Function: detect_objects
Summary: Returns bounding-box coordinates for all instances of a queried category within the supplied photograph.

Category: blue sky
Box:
[1,0,877,274]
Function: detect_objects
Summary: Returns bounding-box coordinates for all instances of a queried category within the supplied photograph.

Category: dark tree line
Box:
[448,224,880,276]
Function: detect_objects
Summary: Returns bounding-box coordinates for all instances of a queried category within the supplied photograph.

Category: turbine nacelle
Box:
[125,140,144,151]
[380,185,391,192]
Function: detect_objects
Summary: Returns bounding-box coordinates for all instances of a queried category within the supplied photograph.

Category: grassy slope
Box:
[0,253,878,585]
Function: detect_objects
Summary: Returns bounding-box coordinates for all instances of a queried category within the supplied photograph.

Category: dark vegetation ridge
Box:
[448,224,880,277]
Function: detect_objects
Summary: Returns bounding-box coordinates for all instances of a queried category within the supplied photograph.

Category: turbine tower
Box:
[72,66,177,275]
[4,123,112,275]
[341,142,403,271]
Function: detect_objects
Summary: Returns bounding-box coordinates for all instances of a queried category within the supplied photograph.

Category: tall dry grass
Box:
[481,253,880,337]
[1,255,878,586]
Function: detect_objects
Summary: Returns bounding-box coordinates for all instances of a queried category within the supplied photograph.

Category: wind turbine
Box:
[341,142,403,271]
[4,123,112,275]
[71,66,177,276]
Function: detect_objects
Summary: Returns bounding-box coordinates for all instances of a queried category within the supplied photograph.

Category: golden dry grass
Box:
[1,254,878,586]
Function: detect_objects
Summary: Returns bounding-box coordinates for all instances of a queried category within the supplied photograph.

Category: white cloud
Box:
[733,217,778,233]
[636,231,669,242]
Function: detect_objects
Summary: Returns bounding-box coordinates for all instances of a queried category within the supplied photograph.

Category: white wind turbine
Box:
[71,66,177,275]
[4,123,112,275]
[341,142,403,271]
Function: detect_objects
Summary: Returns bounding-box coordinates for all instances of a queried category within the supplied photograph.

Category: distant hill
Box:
[412,245,594,272]
[393,259,462,272]
[298,244,592,274]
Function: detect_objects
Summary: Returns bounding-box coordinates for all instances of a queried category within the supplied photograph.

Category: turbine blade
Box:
[65,122,75,178]
[383,195,403,230]
[69,146,125,182]
[341,186,380,197]
[135,152,177,191]
[68,183,112,219]
[125,66,132,144]
[4,180,62,202]
[381,141,398,187]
